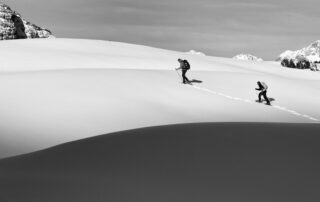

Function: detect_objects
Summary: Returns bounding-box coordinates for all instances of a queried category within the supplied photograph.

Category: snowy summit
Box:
[186,50,206,56]
[232,54,263,62]
[0,38,320,158]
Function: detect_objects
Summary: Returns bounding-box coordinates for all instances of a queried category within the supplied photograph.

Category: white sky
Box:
[5,0,320,60]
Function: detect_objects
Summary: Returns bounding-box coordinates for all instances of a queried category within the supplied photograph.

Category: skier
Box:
[175,58,191,84]
[255,81,271,105]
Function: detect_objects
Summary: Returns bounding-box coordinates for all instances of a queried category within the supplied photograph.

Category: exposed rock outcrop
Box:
[278,40,320,71]
[0,3,52,40]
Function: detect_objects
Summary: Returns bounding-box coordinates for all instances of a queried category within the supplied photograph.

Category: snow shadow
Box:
[189,79,203,83]
[2,123,320,202]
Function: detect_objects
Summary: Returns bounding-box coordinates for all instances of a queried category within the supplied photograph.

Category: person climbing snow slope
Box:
[255,81,271,105]
[176,58,191,84]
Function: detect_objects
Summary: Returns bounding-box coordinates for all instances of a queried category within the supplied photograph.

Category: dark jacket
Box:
[177,60,190,71]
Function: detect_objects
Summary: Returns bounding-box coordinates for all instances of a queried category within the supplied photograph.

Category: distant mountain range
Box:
[0,3,52,40]
[232,54,263,62]
[186,50,206,56]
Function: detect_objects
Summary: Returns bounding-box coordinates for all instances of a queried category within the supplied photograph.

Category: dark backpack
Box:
[183,60,190,70]
[261,82,268,90]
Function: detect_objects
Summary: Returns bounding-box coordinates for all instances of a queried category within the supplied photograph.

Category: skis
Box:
[181,81,193,85]
[255,100,271,106]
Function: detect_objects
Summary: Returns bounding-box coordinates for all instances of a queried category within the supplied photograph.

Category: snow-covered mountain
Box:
[186,49,206,56]
[0,3,52,40]
[278,40,320,62]
[232,54,263,62]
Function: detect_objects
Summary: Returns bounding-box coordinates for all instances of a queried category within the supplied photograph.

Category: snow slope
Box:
[0,38,320,158]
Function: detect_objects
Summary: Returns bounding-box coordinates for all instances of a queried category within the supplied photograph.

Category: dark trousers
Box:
[258,90,270,104]
[182,70,190,83]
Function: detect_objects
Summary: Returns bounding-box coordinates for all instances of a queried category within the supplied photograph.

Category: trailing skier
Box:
[175,58,191,84]
[255,81,271,105]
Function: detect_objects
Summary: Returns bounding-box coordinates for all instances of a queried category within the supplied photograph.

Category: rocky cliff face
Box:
[0,3,52,40]
[278,41,320,71]
[278,40,320,63]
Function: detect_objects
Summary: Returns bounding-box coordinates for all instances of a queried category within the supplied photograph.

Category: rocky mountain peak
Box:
[278,40,320,63]
[0,3,52,40]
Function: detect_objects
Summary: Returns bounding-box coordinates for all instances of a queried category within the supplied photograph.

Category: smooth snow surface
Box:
[0,38,319,158]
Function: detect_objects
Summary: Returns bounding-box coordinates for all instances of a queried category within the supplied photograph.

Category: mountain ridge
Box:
[0,3,52,40]
[278,40,320,62]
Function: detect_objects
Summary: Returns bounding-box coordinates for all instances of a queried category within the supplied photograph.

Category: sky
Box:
[5,0,320,60]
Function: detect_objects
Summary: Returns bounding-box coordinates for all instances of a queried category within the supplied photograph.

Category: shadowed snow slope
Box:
[1,123,320,202]
[0,38,320,158]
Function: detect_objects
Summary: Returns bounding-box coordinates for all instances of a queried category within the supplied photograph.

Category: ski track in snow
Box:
[191,85,319,123]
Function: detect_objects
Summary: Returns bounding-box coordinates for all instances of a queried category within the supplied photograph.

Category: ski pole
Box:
[175,68,182,82]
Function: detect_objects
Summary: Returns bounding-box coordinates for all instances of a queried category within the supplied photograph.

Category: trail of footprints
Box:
[191,85,319,122]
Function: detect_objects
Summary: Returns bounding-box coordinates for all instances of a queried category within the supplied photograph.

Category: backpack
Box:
[261,82,268,90]
[184,60,190,70]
